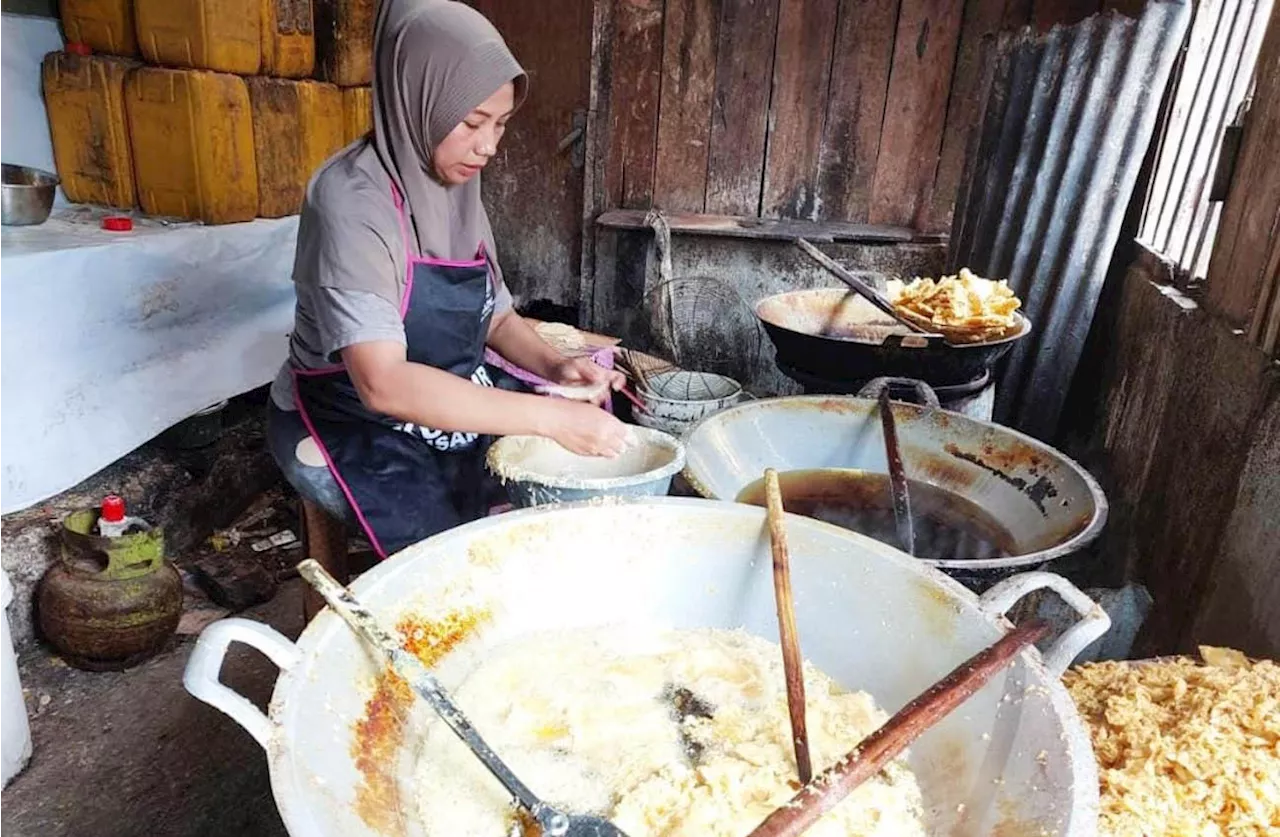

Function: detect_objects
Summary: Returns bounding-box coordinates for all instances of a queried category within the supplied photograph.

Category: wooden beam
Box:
[1031,0,1102,32]
[868,0,966,228]
[1131,293,1274,653]
[926,0,1033,233]
[705,0,781,216]
[596,208,915,242]
[1204,2,1280,329]
[760,0,840,220]
[1102,0,1145,17]
[601,0,665,209]
[653,0,722,212]
[1190,386,1280,659]
[816,0,902,224]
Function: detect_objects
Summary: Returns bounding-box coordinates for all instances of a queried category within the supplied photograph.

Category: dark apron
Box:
[291,185,498,559]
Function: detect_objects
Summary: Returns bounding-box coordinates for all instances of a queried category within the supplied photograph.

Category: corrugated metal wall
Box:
[949,0,1191,440]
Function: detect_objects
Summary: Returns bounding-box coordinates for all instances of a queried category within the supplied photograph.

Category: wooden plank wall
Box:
[1092,12,1280,656]
[1096,244,1280,657]
[471,0,596,307]
[1204,6,1280,355]
[595,0,1107,233]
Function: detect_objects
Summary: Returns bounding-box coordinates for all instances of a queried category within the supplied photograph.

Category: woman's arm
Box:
[486,310,567,379]
[341,340,630,456]
[486,311,625,399]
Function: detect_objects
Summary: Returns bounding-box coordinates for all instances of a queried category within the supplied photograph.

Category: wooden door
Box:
[470,0,596,314]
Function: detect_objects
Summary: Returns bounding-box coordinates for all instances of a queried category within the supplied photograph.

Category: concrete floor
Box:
[2,582,307,837]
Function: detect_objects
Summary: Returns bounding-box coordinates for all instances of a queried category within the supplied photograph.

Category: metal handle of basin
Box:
[183,618,302,749]
[977,572,1112,677]
[857,378,942,409]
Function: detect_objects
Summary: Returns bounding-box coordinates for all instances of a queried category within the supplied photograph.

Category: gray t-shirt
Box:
[269,286,407,410]
[271,145,513,411]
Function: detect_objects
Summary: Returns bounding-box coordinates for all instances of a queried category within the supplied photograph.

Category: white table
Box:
[1,205,299,514]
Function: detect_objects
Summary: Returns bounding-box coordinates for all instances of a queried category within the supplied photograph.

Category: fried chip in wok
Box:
[1063,648,1280,837]
[887,268,1023,344]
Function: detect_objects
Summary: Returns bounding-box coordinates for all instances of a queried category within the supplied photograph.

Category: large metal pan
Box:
[185,499,1106,837]
[681,395,1107,590]
[756,289,1029,387]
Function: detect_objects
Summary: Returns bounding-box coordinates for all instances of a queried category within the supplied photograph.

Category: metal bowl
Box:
[1,164,58,226]
[682,395,1107,591]
[184,498,1106,837]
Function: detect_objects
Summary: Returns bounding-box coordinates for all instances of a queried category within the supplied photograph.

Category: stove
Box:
[776,363,996,421]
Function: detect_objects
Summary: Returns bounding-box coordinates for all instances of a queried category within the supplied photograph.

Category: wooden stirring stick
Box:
[878,388,915,556]
[617,384,653,416]
[747,619,1050,837]
[764,468,813,785]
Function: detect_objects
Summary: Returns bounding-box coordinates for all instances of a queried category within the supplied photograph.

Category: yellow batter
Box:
[414,627,927,836]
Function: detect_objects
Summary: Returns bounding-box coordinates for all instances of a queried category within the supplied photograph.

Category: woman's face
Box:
[433,82,516,185]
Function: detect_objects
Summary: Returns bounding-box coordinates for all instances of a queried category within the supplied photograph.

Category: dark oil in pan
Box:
[736,468,1020,561]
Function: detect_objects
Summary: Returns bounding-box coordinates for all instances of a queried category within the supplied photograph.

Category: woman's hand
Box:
[545,400,632,458]
[550,357,626,407]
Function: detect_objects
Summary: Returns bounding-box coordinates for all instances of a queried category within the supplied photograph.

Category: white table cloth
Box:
[1,206,298,513]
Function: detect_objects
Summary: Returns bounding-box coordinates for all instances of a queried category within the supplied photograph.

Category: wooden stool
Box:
[299,498,350,621]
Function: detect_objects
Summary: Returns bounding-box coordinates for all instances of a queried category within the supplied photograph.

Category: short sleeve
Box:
[312,288,406,360]
[492,273,514,315]
[480,208,514,315]
[294,155,404,302]
[292,158,410,361]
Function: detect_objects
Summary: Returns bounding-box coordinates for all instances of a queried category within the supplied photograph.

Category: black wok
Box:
[756,289,1029,387]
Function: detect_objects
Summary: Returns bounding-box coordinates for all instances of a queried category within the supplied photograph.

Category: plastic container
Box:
[314,0,376,87]
[261,0,315,79]
[135,0,261,75]
[41,51,138,209]
[125,67,259,224]
[486,427,685,509]
[59,0,138,56]
[341,84,371,143]
[1,570,32,789]
[248,78,343,217]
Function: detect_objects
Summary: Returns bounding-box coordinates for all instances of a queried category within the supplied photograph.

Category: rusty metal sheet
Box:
[948,1,1191,440]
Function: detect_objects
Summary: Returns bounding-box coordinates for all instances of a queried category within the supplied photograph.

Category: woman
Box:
[267,0,629,559]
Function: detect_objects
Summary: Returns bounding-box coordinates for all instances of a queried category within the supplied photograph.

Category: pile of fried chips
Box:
[886,268,1023,344]
[1064,647,1280,837]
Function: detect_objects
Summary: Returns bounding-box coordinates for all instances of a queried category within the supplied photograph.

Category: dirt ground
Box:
[1,582,306,837]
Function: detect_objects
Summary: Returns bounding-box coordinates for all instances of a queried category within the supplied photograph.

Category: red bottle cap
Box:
[102,216,133,232]
[66,42,92,56]
[101,495,126,523]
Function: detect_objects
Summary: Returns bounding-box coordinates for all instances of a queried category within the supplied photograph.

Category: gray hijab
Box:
[372,0,526,264]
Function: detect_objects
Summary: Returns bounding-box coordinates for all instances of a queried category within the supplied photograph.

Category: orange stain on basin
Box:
[351,607,491,835]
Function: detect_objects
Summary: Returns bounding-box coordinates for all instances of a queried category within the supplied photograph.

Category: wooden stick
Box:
[877,388,915,557]
[617,384,653,416]
[764,468,813,785]
[795,238,931,335]
[747,619,1051,837]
